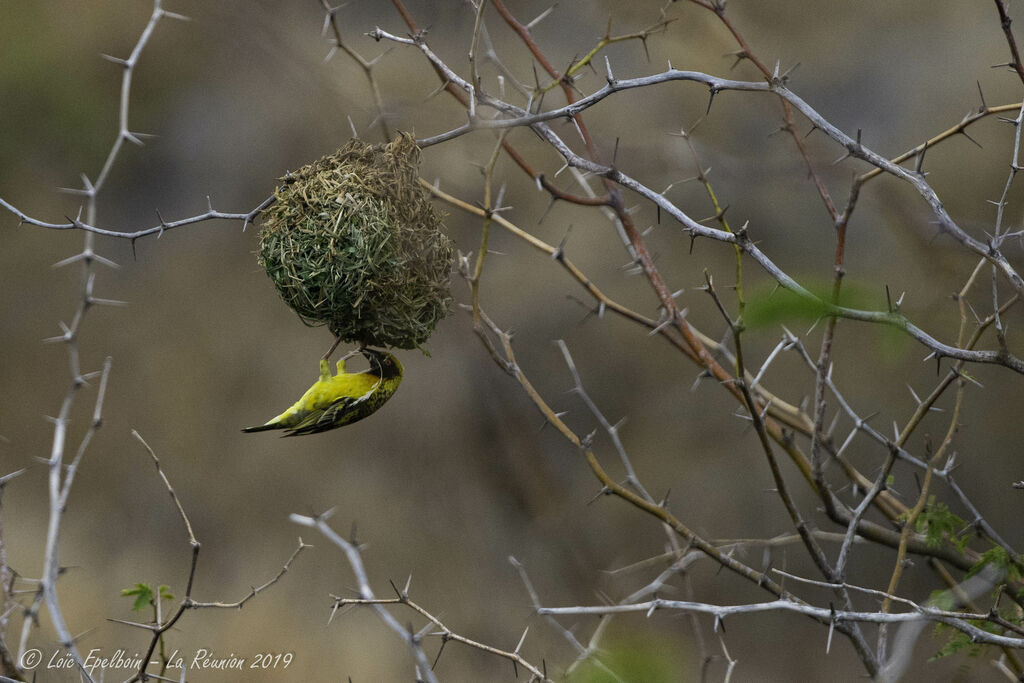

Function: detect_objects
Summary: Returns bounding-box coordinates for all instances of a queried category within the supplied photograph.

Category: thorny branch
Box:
[376,0,1024,678]
[291,512,440,683]
[115,432,308,683]
[14,3,185,678]
[395,0,1014,570]
[4,0,1024,679]
[327,590,550,681]
[6,6,302,681]
[372,25,1024,375]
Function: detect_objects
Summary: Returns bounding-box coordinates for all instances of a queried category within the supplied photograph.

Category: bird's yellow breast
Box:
[276,372,381,427]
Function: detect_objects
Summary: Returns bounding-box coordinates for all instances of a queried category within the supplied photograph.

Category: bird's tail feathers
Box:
[241,423,278,433]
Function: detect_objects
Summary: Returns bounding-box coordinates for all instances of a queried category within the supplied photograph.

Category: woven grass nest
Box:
[258,133,454,350]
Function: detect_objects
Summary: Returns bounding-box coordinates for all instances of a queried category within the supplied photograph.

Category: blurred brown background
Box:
[1,1,1023,681]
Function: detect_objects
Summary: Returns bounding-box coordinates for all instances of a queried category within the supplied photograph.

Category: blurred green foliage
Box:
[744,278,878,329]
[572,633,689,682]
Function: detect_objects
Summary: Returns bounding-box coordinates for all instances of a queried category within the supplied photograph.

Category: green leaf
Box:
[929,625,978,661]
[914,496,967,552]
[966,545,1023,586]
[121,583,174,611]
[121,583,154,612]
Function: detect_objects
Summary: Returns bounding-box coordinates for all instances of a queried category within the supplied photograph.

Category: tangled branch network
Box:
[369,26,1024,375]
[6,1,1024,681]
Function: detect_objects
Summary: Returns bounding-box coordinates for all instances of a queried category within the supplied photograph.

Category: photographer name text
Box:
[21,647,293,674]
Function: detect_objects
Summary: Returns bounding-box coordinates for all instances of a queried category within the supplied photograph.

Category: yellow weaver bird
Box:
[242,347,403,436]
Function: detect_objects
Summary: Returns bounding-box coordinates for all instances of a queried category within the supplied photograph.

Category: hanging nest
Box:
[257,133,454,350]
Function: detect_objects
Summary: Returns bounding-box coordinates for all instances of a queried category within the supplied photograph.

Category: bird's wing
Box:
[283,393,370,435]
[285,402,341,434]
[281,373,382,436]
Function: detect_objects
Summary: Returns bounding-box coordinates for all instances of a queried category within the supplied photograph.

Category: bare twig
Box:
[115,432,307,683]
[291,512,439,683]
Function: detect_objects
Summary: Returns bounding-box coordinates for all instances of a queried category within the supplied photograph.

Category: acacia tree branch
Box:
[400,21,1024,302]
[375,25,1024,651]
[291,512,440,683]
[388,0,1024,586]
[362,2,1024,676]
[419,85,1003,581]
[13,6,188,677]
[702,275,878,674]
[994,0,1024,86]
[0,197,271,241]
[319,0,392,140]
[327,592,550,681]
[369,27,1024,374]
[536,596,1024,648]
[116,432,307,683]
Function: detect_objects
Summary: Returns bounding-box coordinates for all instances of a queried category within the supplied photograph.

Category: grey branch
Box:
[291,512,441,683]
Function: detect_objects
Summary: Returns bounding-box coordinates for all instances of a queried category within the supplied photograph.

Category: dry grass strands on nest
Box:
[258,134,454,350]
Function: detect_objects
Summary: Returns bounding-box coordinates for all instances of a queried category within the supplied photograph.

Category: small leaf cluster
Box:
[121,583,174,612]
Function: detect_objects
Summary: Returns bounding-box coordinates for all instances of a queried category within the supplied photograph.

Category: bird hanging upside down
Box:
[242,347,403,436]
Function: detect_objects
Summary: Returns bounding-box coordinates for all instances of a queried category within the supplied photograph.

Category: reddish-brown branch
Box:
[389,0,609,207]
[685,1,839,221]
[491,1,604,161]
[489,1,745,394]
[389,1,1002,625]
[479,5,992,592]
[995,0,1024,86]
